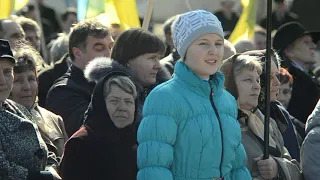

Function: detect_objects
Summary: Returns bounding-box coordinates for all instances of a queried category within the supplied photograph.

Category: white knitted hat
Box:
[172,9,224,60]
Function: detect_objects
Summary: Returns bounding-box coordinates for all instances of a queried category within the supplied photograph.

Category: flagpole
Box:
[263,0,272,160]
[142,0,154,30]
[33,1,50,65]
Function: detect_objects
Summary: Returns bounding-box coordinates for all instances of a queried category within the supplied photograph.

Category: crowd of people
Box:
[0,0,320,179]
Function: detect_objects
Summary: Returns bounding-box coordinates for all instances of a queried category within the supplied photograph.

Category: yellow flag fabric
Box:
[96,0,121,26]
[228,0,258,44]
[0,0,29,19]
[110,0,141,30]
[14,0,29,11]
[80,0,140,30]
[0,1,13,19]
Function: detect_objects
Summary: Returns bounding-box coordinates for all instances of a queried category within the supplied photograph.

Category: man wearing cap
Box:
[273,22,320,128]
[0,39,62,180]
[0,39,16,103]
[0,39,16,65]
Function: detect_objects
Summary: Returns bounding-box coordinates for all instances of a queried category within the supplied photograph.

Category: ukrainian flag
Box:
[228,0,258,44]
[0,0,29,18]
[77,0,140,30]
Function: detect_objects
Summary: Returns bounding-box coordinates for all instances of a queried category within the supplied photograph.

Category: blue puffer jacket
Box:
[137,61,251,180]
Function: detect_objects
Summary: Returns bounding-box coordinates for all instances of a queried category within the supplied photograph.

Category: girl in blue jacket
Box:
[137,10,251,180]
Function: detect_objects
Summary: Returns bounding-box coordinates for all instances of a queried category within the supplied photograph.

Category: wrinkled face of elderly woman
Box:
[235,66,261,111]
[0,59,14,105]
[104,84,135,128]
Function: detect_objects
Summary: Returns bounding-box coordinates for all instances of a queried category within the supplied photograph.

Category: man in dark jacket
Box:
[260,0,298,30]
[214,0,239,34]
[273,22,320,125]
[46,18,114,136]
[38,53,70,107]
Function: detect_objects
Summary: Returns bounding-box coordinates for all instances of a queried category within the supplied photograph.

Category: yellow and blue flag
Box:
[77,0,140,30]
[228,0,258,44]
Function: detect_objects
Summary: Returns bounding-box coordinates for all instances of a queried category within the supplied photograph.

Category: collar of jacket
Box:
[173,61,225,98]
[70,64,85,76]
[70,64,96,91]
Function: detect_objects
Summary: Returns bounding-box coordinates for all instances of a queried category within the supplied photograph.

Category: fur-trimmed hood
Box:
[84,57,171,86]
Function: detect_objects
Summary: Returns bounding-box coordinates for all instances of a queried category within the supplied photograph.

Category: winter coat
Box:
[38,53,70,107]
[0,100,54,180]
[239,108,303,180]
[60,70,138,180]
[46,64,95,136]
[137,61,251,180]
[270,101,302,162]
[301,99,320,180]
[13,102,68,157]
[285,61,320,126]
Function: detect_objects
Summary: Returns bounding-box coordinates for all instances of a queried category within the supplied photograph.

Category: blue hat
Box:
[172,10,224,60]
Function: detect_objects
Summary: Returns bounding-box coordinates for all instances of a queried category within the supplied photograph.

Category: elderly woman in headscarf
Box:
[60,72,138,180]
[0,39,61,179]
[220,53,303,180]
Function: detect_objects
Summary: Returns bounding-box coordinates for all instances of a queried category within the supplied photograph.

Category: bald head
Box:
[235,40,255,53]
[0,19,25,48]
[223,39,236,60]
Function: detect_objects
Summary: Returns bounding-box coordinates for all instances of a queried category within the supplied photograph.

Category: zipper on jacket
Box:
[209,80,224,178]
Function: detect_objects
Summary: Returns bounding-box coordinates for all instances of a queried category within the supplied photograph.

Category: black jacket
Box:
[260,11,299,30]
[46,64,95,136]
[60,71,138,180]
[38,54,69,107]
[214,11,239,33]
[286,61,320,125]
[270,101,302,162]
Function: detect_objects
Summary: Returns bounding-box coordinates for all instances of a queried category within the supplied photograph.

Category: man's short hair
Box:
[16,17,41,36]
[68,18,110,61]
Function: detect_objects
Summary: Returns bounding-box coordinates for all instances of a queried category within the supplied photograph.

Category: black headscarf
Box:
[83,70,137,143]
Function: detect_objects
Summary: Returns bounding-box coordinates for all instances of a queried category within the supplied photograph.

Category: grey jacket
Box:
[240,109,303,180]
[301,99,320,180]
[0,100,50,180]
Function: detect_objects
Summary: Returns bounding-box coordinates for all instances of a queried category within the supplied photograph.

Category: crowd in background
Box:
[1,0,320,179]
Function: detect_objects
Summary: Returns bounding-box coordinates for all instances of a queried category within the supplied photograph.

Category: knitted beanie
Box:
[172,9,224,60]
